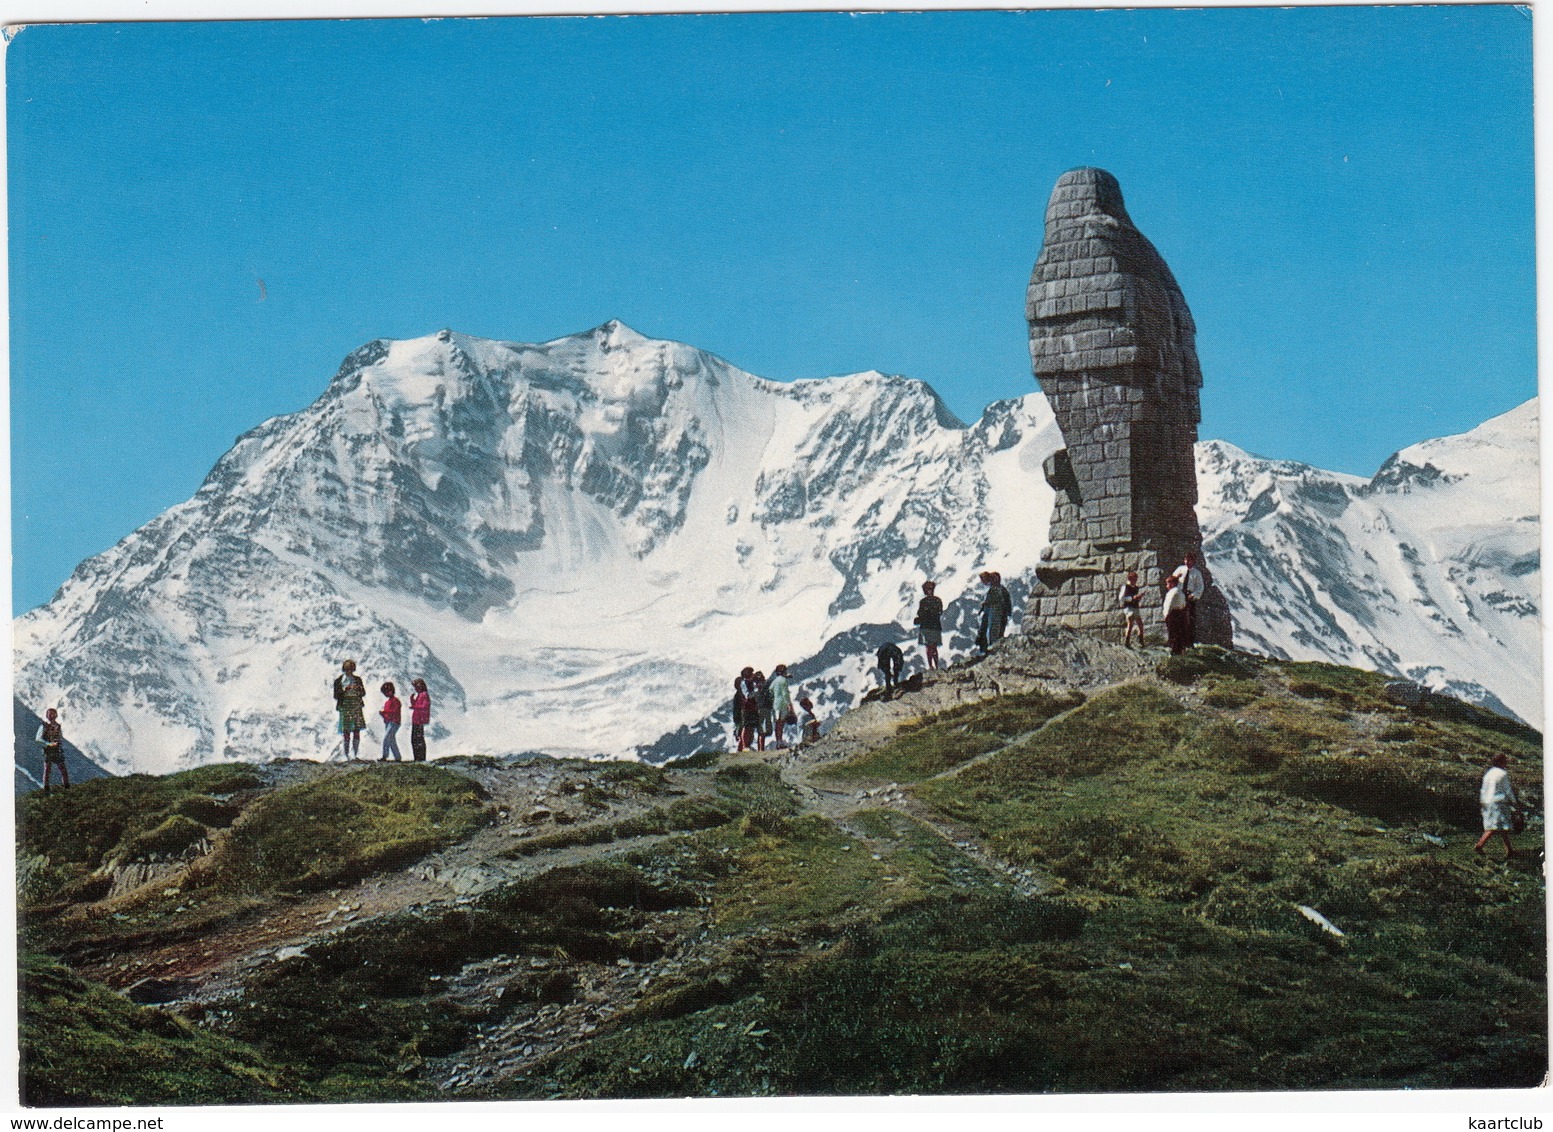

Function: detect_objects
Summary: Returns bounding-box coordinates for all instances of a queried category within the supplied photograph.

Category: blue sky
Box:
[8,7,1536,613]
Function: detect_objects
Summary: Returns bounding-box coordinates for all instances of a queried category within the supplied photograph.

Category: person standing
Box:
[768,665,794,750]
[733,668,760,752]
[379,682,403,762]
[981,571,1013,651]
[798,697,821,745]
[876,641,905,692]
[1162,576,1190,656]
[754,671,774,753]
[1119,570,1145,648]
[333,660,367,760]
[1171,553,1206,646]
[35,708,69,792]
[409,678,432,762]
[914,581,945,670]
[1474,754,1520,861]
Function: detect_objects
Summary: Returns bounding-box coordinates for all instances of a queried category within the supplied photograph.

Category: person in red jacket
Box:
[379,682,403,762]
[409,678,432,762]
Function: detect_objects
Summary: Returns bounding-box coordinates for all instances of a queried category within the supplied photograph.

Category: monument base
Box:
[1027,547,1233,646]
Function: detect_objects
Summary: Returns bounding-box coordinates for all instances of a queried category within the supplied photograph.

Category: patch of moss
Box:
[172,794,242,827]
[1274,660,1395,712]
[819,689,1084,784]
[117,814,209,861]
[221,860,691,1090]
[506,796,742,858]
[20,951,301,1107]
[1274,751,1478,827]
[941,684,1193,787]
[1157,647,1261,685]
[702,813,890,933]
[665,750,724,769]
[198,765,490,894]
[1200,679,1263,710]
[711,763,797,816]
[19,764,265,901]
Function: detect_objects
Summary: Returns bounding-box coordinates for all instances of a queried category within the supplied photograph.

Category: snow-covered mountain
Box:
[1197,400,1541,724]
[13,323,1058,774]
[12,323,1540,775]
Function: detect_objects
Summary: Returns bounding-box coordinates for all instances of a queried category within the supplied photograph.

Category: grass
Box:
[18,764,265,906]
[505,796,743,857]
[29,764,496,963]
[18,650,1546,1102]
[196,764,491,894]
[215,860,693,1095]
[710,762,798,816]
[20,951,301,1107]
[817,688,1084,783]
[518,661,1540,1093]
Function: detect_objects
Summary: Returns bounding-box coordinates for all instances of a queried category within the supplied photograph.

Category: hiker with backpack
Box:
[36,708,69,792]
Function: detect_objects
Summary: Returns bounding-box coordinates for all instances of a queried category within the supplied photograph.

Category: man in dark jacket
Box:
[979,571,1013,652]
[876,641,905,692]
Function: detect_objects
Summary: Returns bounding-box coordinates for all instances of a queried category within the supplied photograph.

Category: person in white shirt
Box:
[1474,754,1520,860]
[1170,552,1206,645]
[1162,576,1190,655]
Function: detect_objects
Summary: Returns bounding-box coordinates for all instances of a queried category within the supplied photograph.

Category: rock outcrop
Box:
[1024,167,1232,645]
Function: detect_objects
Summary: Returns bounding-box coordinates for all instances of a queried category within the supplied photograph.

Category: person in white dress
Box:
[1473,754,1519,860]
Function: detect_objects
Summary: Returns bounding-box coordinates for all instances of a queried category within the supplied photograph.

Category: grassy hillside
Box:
[16,646,1546,1103]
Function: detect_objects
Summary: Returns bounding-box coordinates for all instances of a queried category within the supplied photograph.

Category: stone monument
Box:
[1024,167,1232,645]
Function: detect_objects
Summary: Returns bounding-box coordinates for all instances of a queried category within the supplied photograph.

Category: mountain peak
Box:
[590,319,650,347]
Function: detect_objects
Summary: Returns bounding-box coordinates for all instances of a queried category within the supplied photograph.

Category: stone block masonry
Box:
[1024,167,1233,646]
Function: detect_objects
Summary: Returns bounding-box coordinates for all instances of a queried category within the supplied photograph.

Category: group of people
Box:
[874,573,1010,693]
[731,664,820,752]
[1126,552,1206,655]
[331,659,433,762]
